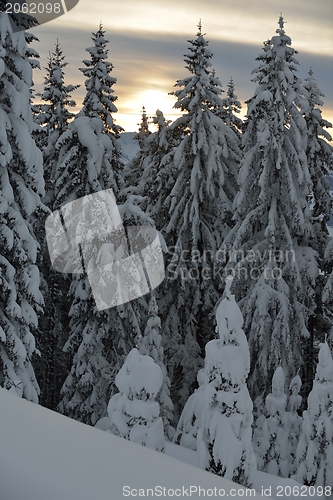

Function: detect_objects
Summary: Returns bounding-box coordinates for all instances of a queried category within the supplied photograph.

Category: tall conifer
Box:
[56,25,140,425]
[157,23,241,413]
[0,8,44,401]
[225,17,319,400]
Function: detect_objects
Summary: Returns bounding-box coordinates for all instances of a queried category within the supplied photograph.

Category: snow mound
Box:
[0,389,270,500]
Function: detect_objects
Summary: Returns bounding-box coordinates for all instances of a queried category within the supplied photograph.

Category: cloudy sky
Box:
[31,0,333,132]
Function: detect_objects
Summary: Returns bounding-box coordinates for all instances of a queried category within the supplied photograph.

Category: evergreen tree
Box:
[144,109,175,226]
[30,85,43,148]
[224,16,319,400]
[53,24,124,209]
[254,366,289,477]
[107,348,165,452]
[136,105,151,149]
[173,368,205,450]
[286,373,303,476]
[303,69,333,237]
[322,238,333,335]
[196,277,257,488]
[254,368,303,478]
[80,24,123,137]
[302,70,333,391]
[124,106,152,191]
[292,341,333,489]
[306,72,333,346]
[0,8,44,401]
[136,294,174,440]
[132,109,173,233]
[56,24,141,425]
[34,40,78,410]
[36,41,78,160]
[220,77,243,141]
[157,23,241,413]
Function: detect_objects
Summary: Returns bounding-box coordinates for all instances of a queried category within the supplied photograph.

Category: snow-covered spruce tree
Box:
[34,40,79,410]
[303,69,333,238]
[286,372,303,476]
[196,277,256,488]
[53,24,124,208]
[107,348,165,452]
[124,106,152,191]
[137,105,151,148]
[128,109,174,233]
[30,85,43,148]
[37,40,78,195]
[254,366,289,477]
[157,23,241,414]
[136,294,174,440]
[0,9,44,401]
[308,69,333,347]
[56,24,143,425]
[302,69,333,394]
[322,237,333,339]
[80,24,123,138]
[292,340,333,489]
[145,110,173,216]
[224,16,319,401]
[173,368,205,451]
[253,369,303,478]
[219,78,243,142]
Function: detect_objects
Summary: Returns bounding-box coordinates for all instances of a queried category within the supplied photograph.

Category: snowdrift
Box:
[0,389,268,500]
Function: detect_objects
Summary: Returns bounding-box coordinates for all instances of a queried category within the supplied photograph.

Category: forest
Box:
[1,5,333,492]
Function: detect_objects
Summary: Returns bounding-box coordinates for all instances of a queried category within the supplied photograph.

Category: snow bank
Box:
[0,389,269,499]
[165,443,304,500]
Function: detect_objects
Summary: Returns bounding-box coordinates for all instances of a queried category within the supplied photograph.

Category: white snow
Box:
[173,370,205,451]
[196,277,256,488]
[292,342,333,489]
[166,443,309,500]
[106,348,165,452]
[0,388,273,499]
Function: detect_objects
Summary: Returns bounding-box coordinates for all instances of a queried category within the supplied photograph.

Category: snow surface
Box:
[164,443,307,500]
[0,389,274,500]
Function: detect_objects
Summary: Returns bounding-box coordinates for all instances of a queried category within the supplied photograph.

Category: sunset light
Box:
[32,0,333,131]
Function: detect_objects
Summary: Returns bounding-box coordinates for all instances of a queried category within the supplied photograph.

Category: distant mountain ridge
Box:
[118,132,139,164]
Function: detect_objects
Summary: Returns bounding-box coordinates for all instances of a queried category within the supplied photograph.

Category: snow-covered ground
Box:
[165,443,307,500]
[0,388,266,500]
[1,388,311,500]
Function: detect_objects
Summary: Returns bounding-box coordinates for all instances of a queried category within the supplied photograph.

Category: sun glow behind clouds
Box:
[32,0,333,131]
[48,0,333,56]
[112,90,181,132]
